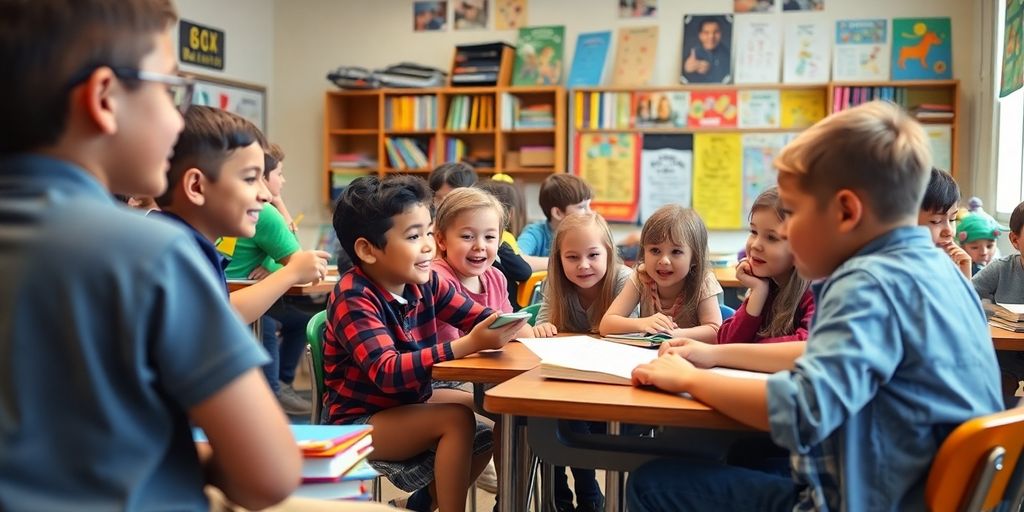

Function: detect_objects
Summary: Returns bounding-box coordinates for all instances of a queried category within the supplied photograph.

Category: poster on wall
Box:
[891,17,952,80]
[513,25,565,86]
[693,133,743,230]
[190,74,266,133]
[783,21,831,83]
[574,133,641,222]
[734,0,775,13]
[834,19,889,81]
[495,0,527,30]
[619,0,657,18]
[733,16,781,84]
[1002,0,1024,97]
[414,1,447,32]
[610,26,658,86]
[454,0,488,30]
[640,134,693,222]
[782,0,823,11]
[681,14,734,84]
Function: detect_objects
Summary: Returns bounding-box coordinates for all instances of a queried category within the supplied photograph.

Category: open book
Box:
[518,336,769,386]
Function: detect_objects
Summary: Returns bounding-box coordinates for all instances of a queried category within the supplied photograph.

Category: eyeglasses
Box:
[111,67,195,115]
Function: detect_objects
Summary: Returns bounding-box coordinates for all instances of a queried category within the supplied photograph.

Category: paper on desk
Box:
[517,336,770,385]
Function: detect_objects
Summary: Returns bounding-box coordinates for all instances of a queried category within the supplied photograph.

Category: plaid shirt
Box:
[324,266,494,424]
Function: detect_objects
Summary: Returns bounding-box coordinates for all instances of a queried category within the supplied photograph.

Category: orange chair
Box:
[517,270,547,308]
[925,407,1024,511]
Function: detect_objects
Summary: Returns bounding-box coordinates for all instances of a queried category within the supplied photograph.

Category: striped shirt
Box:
[324,266,494,423]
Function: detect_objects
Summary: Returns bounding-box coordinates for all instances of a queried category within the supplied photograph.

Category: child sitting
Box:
[326,175,526,512]
[476,175,533,310]
[957,211,1007,275]
[428,161,477,205]
[629,101,1001,511]
[518,173,594,271]
[600,205,723,342]
[717,187,813,344]
[917,167,972,279]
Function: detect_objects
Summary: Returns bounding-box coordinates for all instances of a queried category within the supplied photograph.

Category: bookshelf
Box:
[323,86,565,204]
[827,79,959,178]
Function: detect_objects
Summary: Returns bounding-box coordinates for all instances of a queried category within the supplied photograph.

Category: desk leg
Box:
[499,414,519,512]
[604,421,622,512]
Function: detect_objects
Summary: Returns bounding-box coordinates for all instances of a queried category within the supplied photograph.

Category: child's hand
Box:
[468,313,526,351]
[248,266,272,280]
[659,338,717,368]
[631,353,695,393]
[941,242,973,276]
[734,259,769,290]
[638,313,677,334]
[533,322,558,337]
[284,250,331,285]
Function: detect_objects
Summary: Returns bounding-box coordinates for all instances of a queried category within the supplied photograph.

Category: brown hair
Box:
[1011,201,1024,235]
[748,187,810,338]
[263,142,285,179]
[434,187,506,258]
[539,174,594,221]
[476,178,527,236]
[546,212,622,332]
[637,205,710,327]
[0,0,178,155]
[156,106,267,207]
[428,162,477,192]
[774,101,931,223]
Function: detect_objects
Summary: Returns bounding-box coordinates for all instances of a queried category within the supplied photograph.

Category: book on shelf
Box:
[446,95,494,131]
[384,137,432,170]
[572,91,631,130]
[634,91,689,128]
[517,336,769,386]
[513,25,566,86]
[567,30,611,87]
[384,95,437,131]
[602,332,673,348]
[330,153,375,169]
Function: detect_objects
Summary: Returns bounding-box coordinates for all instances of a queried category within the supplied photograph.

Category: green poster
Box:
[513,25,565,86]
[1002,0,1024,97]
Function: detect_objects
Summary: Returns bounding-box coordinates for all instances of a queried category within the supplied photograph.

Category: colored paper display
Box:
[574,133,641,222]
[688,90,738,128]
[783,21,831,83]
[495,0,527,30]
[779,89,826,128]
[741,133,793,226]
[733,16,781,84]
[738,89,780,128]
[834,19,890,81]
[513,25,565,85]
[891,18,952,80]
[693,133,743,229]
[1003,0,1024,97]
[611,26,659,86]
[634,91,690,128]
[640,134,693,222]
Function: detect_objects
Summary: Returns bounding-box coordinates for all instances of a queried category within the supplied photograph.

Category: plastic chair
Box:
[520,303,542,326]
[719,304,736,321]
[925,407,1024,512]
[517,271,547,308]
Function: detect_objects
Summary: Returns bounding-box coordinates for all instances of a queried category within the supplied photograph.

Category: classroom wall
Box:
[269,0,985,252]
[175,0,276,125]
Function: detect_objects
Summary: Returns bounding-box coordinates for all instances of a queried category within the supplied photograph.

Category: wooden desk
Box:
[433,341,540,383]
[226,275,338,296]
[713,266,742,289]
[992,324,1024,351]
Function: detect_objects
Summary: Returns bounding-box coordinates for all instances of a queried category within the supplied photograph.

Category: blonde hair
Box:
[748,187,810,338]
[434,187,506,258]
[637,205,709,327]
[547,212,621,332]
[774,101,931,223]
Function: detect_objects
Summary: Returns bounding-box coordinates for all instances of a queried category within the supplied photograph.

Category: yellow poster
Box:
[693,133,743,230]
[780,89,826,129]
[574,133,640,222]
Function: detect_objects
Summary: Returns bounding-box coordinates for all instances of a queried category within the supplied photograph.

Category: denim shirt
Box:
[766,226,1002,511]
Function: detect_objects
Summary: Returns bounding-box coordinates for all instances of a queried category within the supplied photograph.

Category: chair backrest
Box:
[926,407,1024,512]
[517,270,547,307]
[719,304,736,321]
[520,303,542,326]
[305,310,328,423]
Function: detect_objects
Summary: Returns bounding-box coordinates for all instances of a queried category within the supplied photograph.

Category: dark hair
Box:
[1011,202,1024,235]
[0,0,178,155]
[428,162,477,192]
[920,167,960,214]
[156,106,267,207]
[263,142,284,179]
[539,174,593,221]
[476,178,527,236]
[333,175,432,267]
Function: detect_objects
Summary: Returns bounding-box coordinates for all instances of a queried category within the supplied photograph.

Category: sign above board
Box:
[179,19,224,70]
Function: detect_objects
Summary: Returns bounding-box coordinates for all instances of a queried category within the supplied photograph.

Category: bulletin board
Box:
[187,73,267,133]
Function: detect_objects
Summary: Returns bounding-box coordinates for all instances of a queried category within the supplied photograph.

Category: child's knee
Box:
[437,403,477,436]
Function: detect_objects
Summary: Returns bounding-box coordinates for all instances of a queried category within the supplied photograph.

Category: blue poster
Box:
[567,31,611,86]
[891,18,952,80]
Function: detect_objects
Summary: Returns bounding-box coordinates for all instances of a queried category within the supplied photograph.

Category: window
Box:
[996,2,1024,215]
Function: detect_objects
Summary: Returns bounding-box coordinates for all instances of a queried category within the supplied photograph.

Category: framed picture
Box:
[187,73,267,133]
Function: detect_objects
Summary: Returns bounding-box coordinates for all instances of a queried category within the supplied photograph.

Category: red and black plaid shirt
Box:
[324,266,493,424]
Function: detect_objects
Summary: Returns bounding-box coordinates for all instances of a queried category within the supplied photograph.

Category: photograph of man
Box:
[681,14,733,83]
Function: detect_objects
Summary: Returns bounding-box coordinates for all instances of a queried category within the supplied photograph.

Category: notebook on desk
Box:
[602,332,673,348]
[518,336,769,386]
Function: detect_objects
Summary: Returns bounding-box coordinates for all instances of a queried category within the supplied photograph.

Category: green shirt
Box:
[224,203,300,278]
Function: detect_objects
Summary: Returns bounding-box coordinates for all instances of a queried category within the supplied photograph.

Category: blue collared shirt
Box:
[766,226,1002,511]
[150,210,229,294]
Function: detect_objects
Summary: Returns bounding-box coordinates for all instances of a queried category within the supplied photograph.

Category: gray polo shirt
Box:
[973,253,1024,304]
[0,155,268,510]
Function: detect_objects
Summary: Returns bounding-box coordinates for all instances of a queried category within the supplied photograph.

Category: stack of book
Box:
[909,103,954,121]
[445,95,494,131]
[516,104,555,129]
[384,95,437,131]
[451,42,511,86]
[293,425,377,501]
[329,152,375,170]
[989,303,1024,332]
[384,137,433,170]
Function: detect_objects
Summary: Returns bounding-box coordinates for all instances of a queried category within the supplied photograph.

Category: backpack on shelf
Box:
[374,62,447,88]
[326,66,381,90]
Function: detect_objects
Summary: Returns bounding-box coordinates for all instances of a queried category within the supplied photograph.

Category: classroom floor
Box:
[290,365,607,511]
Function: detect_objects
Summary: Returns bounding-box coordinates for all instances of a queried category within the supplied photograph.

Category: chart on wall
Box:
[191,75,266,132]
[891,17,952,80]
[610,26,659,86]
[693,133,743,230]
[574,133,641,222]
[640,134,693,222]
[741,133,793,226]
[834,19,889,81]
[733,16,781,84]
[783,21,830,83]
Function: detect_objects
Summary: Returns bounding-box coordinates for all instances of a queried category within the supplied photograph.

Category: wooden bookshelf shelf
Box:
[323,85,565,205]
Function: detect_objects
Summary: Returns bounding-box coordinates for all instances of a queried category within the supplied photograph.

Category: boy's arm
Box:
[661,339,806,373]
[191,369,301,509]
[229,250,330,324]
[972,259,1000,300]
[517,224,551,271]
[270,196,296,229]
